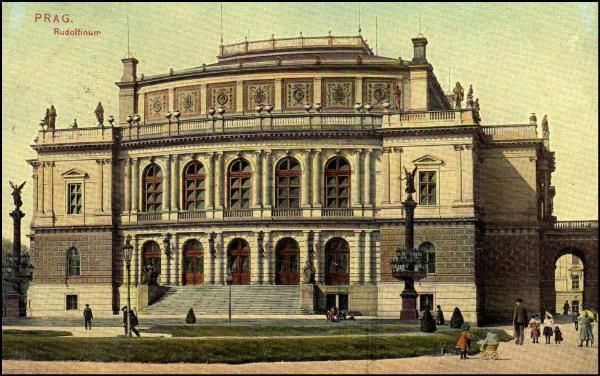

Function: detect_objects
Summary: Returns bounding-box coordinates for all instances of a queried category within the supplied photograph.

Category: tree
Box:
[420,307,437,333]
[186,308,196,324]
[450,307,465,329]
[2,237,28,256]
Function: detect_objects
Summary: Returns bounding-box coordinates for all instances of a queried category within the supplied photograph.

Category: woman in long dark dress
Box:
[435,305,445,325]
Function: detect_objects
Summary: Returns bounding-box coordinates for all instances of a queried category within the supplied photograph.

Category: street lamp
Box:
[163,233,172,285]
[121,235,134,337]
[227,272,233,323]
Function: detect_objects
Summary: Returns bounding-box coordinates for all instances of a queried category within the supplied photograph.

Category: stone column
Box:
[311,149,321,207]
[300,151,310,208]
[215,152,224,210]
[394,147,403,203]
[164,156,171,212]
[362,149,372,206]
[48,162,55,215]
[269,234,276,285]
[463,145,474,203]
[454,145,464,203]
[314,231,322,283]
[174,235,181,285]
[217,232,225,284]
[262,151,272,208]
[133,236,139,286]
[39,161,45,214]
[104,159,112,212]
[206,153,214,210]
[169,155,177,212]
[274,79,282,112]
[261,232,271,284]
[301,231,311,285]
[251,152,261,208]
[132,158,140,212]
[382,148,391,204]
[124,159,131,213]
[96,159,104,212]
[365,231,373,284]
[31,162,39,214]
[351,230,362,284]
[350,151,361,208]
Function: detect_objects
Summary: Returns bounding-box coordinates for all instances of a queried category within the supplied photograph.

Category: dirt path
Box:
[2,324,597,374]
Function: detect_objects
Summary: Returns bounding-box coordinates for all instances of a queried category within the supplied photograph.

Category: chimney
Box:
[121,57,139,82]
[411,36,428,64]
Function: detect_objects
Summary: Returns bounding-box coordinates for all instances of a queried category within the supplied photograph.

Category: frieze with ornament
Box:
[145,90,168,121]
[174,86,201,117]
[208,83,236,112]
[245,81,274,111]
[363,79,395,108]
[284,80,312,110]
[323,79,354,110]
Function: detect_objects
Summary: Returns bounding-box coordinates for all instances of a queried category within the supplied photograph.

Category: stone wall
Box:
[28,283,114,317]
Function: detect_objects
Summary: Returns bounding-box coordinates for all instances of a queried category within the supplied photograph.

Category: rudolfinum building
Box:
[26,33,597,323]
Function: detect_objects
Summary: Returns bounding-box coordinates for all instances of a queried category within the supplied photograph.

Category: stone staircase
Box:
[141,285,304,315]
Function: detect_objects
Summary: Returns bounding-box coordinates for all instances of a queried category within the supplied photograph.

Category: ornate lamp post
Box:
[390,166,428,320]
[163,233,172,285]
[121,235,134,337]
[227,272,233,323]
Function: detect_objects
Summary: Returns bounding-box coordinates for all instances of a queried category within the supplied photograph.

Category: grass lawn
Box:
[2,328,512,364]
[1,329,72,337]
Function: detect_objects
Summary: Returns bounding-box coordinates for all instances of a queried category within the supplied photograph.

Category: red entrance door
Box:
[227,238,250,285]
[183,240,204,285]
[325,238,350,285]
[276,238,300,285]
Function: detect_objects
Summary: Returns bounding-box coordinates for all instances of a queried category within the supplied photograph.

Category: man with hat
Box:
[513,298,528,345]
[83,304,93,330]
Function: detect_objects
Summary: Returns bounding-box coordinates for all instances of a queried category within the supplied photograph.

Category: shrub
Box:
[185,308,196,324]
[420,308,437,333]
[450,307,464,329]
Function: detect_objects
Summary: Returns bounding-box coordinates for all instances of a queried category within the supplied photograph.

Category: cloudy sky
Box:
[2,3,597,242]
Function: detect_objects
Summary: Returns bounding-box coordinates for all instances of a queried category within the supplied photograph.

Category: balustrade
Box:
[271,208,301,217]
[177,210,207,221]
[137,212,161,222]
[321,208,354,217]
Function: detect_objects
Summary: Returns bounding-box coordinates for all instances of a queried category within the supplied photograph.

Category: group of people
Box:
[325,306,354,322]
[80,304,141,337]
[514,297,595,347]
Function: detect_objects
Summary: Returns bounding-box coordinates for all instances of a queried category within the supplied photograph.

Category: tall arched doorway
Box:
[275,238,300,285]
[227,238,250,285]
[325,237,350,285]
[182,239,204,285]
[142,241,161,284]
[555,253,585,315]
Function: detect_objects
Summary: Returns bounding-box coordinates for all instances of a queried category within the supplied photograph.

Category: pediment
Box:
[61,168,88,179]
[412,155,444,165]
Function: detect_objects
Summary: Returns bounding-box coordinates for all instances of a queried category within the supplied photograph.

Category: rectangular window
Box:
[419,171,437,206]
[66,295,78,310]
[67,183,82,214]
[572,275,580,289]
[419,294,434,312]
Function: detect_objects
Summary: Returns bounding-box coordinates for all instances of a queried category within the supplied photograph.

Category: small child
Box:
[543,324,553,344]
[554,326,563,344]
[456,324,472,360]
[529,318,541,343]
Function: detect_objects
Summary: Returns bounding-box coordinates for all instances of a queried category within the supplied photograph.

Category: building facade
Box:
[26,34,597,323]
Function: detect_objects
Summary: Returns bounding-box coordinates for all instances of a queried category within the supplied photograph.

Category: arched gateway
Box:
[227,238,250,285]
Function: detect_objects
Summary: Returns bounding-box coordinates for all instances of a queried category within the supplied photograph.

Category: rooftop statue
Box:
[542,115,549,138]
[48,105,57,128]
[453,82,464,109]
[395,85,402,110]
[95,101,104,126]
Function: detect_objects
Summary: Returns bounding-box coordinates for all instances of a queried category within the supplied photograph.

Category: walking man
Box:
[83,304,93,330]
[513,298,528,345]
[563,300,570,315]
[573,310,580,331]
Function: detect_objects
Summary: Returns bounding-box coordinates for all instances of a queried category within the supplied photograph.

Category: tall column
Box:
[311,149,321,207]
[454,145,464,203]
[169,155,176,211]
[96,160,104,212]
[261,232,270,284]
[463,145,474,203]
[48,162,55,216]
[251,152,261,208]
[133,236,139,286]
[382,148,391,204]
[350,151,361,208]
[365,231,373,284]
[173,155,180,211]
[301,231,311,285]
[124,159,131,213]
[217,232,225,284]
[314,231,322,284]
[174,236,181,285]
[351,230,362,284]
[269,234,276,285]
[132,158,140,212]
[301,151,310,207]
[394,147,403,203]
[206,153,214,209]
[362,149,372,206]
[262,151,273,208]
[31,162,39,215]
[104,159,112,212]
[215,152,224,210]
[39,161,45,214]
[164,156,171,212]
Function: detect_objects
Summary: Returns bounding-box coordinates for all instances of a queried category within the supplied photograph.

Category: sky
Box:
[2,3,598,243]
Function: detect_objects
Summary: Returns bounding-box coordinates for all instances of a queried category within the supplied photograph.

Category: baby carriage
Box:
[477,332,500,360]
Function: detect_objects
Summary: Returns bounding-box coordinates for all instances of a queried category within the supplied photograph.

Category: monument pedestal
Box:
[400,278,418,320]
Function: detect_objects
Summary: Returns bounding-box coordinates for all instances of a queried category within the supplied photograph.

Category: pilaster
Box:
[393,147,403,203]
[132,158,140,213]
[454,145,464,203]
[382,148,391,204]
[311,149,322,211]
[274,79,283,112]
[351,230,362,284]
[96,159,104,212]
[164,155,171,219]
[365,231,373,284]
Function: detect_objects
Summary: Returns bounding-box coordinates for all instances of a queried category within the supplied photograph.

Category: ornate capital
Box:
[453,145,464,151]
[382,147,392,153]
[464,144,474,150]
[393,147,403,153]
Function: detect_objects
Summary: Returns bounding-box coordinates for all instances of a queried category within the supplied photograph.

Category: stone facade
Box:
[25,34,596,322]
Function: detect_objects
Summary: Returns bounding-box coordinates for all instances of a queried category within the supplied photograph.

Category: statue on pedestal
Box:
[9,181,26,209]
[542,115,549,138]
[453,82,464,109]
[48,105,57,129]
[466,85,474,109]
[95,102,104,126]
[474,98,481,121]
[395,84,403,110]
[402,166,418,197]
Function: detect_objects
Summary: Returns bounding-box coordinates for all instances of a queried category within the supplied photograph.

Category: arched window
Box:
[324,157,350,208]
[325,237,350,285]
[183,161,206,211]
[143,164,163,212]
[183,239,204,285]
[228,159,251,209]
[142,241,161,283]
[67,247,80,276]
[276,157,301,209]
[227,238,250,285]
[275,237,300,285]
[419,242,436,274]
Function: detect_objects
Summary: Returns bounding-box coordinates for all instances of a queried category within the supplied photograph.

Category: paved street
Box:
[2,318,597,374]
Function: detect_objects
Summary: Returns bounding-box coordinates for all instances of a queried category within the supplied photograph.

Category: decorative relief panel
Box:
[363,79,396,109]
[244,81,274,111]
[283,80,312,110]
[322,79,354,110]
[207,82,236,112]
[144,90,168,121]
[174,86,201,117]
